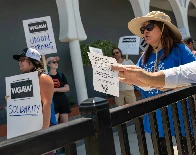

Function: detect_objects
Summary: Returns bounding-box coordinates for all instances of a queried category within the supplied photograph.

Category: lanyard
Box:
[153,53,165,72]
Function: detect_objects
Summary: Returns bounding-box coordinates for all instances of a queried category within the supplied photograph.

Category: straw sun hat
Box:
[128,11,182,40]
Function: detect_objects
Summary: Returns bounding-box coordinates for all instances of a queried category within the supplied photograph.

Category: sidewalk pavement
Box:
[0,124,179,155]
[69,125,179,155]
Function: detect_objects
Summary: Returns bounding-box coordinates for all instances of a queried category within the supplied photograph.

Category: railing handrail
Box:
[0,118,94,155]
[110,86,196,127]
[1,86,196,155]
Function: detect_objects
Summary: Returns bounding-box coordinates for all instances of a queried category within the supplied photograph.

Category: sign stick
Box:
[126,54,128,60]
[42,55,48,72]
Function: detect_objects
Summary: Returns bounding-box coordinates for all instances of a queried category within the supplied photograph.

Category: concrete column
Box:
[56,0,88,104]
[168,0,190,36]
[69,40,88,104]
[128,0,150,17]
[190,0,196,7]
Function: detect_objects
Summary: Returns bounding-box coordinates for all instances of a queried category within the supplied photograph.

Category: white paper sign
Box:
[89,46,103,55]
[88,52,119,97]
[118,36,140,55]
[23,16,57,55]
[179,28,187,40]
[6,71,43,139]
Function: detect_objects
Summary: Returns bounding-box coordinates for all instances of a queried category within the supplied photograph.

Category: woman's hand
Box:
[54,85,70,93]
[112,65,166,88]
[112,65,151,86]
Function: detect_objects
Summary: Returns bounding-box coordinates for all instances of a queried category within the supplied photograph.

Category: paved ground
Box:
[63,125,179,155]
[0,125,179,155]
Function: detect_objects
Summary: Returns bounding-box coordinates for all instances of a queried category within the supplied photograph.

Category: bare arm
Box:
[112,65,166,87]
[54,84,70,92]
[39,74,54,129]
[113,61,196,89]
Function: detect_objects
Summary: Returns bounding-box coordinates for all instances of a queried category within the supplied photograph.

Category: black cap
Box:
[13,48,28,61]
[13,48,41,61]
[183,36,193,44]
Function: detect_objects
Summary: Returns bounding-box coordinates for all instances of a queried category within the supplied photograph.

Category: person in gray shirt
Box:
[112,47,136,106]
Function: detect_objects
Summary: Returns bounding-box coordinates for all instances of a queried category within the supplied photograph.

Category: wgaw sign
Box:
[23,16,57,55]
[6,71,43,139]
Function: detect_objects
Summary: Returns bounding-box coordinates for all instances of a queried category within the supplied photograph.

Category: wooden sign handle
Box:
[42,55,48,72]
[126,54,128,60]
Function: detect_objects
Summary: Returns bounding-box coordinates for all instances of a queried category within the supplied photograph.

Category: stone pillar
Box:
[190,0,196,8]
[168,0,190,37]
[128,0,150,17]
[56,0,88,104]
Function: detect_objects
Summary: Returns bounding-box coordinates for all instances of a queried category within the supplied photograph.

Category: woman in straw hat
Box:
[128,11,196,154]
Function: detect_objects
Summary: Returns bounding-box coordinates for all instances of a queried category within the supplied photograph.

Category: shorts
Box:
[115,90,136,106]
[53,94,71,114]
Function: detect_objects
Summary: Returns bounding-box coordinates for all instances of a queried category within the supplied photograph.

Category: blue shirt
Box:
[50,99,57,125]
[136,43,196,137]
[45,73,57,125]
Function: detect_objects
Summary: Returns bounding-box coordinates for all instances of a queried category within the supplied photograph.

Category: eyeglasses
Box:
[18,57,29,62]
[112,51,119,56]
[52,61,58,64]
[140,22,154,34]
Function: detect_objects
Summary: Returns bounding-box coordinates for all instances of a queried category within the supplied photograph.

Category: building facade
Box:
[0,0,195,124]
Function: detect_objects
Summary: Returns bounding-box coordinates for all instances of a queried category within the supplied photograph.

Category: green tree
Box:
[80,40,117,65]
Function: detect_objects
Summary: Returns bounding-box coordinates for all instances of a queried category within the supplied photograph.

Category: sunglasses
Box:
[52,61,58,64]
[140,22,154,34]
[112,51,119,56]
[18,57,29,62]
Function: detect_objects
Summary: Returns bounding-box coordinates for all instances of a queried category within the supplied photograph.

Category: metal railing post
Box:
[79,97,116,155]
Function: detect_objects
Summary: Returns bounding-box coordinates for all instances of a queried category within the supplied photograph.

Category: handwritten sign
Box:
[6,71,43,139]
[23,16,57,55]
[88,52,119,97]
[89,46,103,55]
[118,36,140,55]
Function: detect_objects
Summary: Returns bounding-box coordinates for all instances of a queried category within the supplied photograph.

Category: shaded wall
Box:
[0,0,195,124]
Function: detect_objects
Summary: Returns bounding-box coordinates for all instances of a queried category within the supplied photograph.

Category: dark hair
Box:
[183,36,193,44]
[142,20,182,65]
[29,58,46,76]
[112,47,123,58]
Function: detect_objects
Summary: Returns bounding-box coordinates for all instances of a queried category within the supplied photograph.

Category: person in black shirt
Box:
[47,56,71,123]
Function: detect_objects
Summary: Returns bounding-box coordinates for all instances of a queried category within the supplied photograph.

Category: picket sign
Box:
[23,16,57,72]
[118,36,140,55]
[6,72,42,139]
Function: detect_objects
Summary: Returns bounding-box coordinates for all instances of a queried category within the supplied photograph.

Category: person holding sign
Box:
[46,57,71,123]
[112,47,136,106]
[112,62,196,88]
[128,11,196,154]
[12,48,56,128]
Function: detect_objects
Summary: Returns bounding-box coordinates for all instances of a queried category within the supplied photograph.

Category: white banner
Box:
[23,16,57,55]
[118,36,140,55]
[6,71,43,139]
